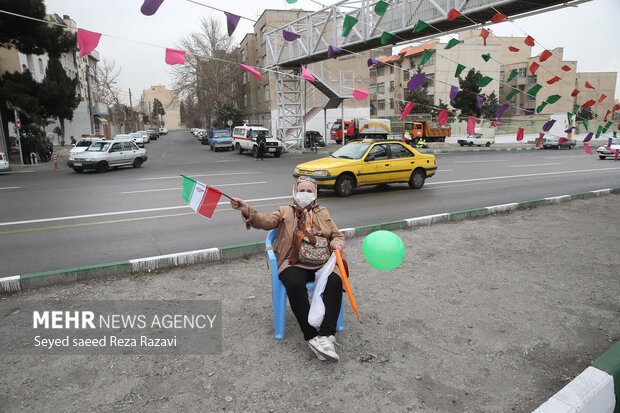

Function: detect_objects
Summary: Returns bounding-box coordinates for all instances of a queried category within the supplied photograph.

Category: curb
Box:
[534,340,620,413]
[1,187,619,294]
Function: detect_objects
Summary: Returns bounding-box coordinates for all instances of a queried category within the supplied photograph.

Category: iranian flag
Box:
[181,175,223,219]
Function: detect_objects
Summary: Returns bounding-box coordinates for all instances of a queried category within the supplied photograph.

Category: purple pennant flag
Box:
[524,109,534,115]
[476,94,484,109]
[367,58,383,67]
[564,127,576,133]
[283,30,301,41]
[583,132,593,142]
[495,104,509,118]
[450,85,459,102]
[141,0,164,16]
[542,119,556,132]
[328,45,342,58]
[608,138,613,147]
[224,12,240,37]
[407,74,427,91]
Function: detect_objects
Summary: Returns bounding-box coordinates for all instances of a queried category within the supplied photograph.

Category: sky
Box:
[40,0,620,104]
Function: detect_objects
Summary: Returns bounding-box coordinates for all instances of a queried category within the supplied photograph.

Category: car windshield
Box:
[611,139,620,145]
[331,123,341,131]
[76,140,93,147]
[330,143,371,159]
[87,142,111,152]
[213,131,231,138]
[467,134,481,139]
[250,130,272,139]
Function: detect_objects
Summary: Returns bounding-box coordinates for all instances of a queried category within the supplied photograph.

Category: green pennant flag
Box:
[572,104,580,115]
[583,119,589,131]
[536,101,548,113]
[380,31,394,45]
[445,39,461,49]
[342,15,358,37]
[545,94,561,104]
[412,20,428,33]
[595,125,602,139]
[374,0,389,16]
[567,112,573,125]
[285,0,298,3]
[506,69,518,82]
[419,49,434,65]
[481,53,491,62]
[594,113,598,118]
[454,63,466,78]
[527,84,542,97]
[477,76,492,87]
[602,121,613,133]
[506,89,520,100]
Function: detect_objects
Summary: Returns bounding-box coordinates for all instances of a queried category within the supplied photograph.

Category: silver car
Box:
[67,140,147,173]
[597,138,620,159]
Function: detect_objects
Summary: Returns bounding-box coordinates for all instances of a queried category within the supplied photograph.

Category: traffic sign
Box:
[227,119,233,127]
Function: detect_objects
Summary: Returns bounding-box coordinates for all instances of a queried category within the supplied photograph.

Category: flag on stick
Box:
[181,175,223,219]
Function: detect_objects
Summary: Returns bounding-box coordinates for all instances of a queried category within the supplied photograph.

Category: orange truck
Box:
[403,121,451,144]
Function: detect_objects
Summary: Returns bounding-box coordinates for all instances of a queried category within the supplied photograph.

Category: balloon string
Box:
[343,240,363,248]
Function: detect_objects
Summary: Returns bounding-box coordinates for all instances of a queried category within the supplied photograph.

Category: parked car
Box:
[69,137,105,156]
[232,124,283,158]
[208,129,234,151]
[146,129,159,141]
[129,132,146,146]
[136,130,149,143]
[304,130,326,148]
[543,136,576,149]
[199,130,210,145]
[596,138,620,159]
[0,152,10,172]
[67,140,147,173]
[458,133,495,147]
[159,127,168,135]
[293,139,437,196]
[115,133,144,147]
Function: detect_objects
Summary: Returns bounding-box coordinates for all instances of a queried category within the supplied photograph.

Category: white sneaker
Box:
[308,335,339,362]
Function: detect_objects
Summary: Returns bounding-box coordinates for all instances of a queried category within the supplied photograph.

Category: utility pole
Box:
[85,65,95,134]
[128,88,134,132]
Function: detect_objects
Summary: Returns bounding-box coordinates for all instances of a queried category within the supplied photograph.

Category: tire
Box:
[569,144,574,150]
[459,143,465,147]
[73,167,83,173]
[408,169,426,189]
[335,174,355,197]
[599,155,606,160]
[468,141,474,146]
[274,150,281,158]
[236,143,243,154]
[485,142,491,147]
[252,146,258,158]
[95,161,108,173]
[133,158,143,168]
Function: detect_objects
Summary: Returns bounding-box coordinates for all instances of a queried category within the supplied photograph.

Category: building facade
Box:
[140,85,182,130]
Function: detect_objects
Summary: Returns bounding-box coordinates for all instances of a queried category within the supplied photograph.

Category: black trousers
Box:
[279,266,343,340]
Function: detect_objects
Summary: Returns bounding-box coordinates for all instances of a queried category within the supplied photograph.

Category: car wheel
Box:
[468,141,474,146]
[236,143,243,154]
[274,151,281,158]
[133,158,143,168]
[96,161,108,173]
[408,169,426,189]
[335,174,355,197]
[459,143,465,146]
[599,155,606,160]
[569,144,574,149]
[485,142,491,147]
[73,167,83,173]
[252,146,258,158]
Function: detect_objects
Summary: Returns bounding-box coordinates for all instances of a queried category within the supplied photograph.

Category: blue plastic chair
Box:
[266,228,344,339]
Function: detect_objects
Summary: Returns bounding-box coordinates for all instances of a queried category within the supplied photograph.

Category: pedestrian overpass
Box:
[265,0,590,147]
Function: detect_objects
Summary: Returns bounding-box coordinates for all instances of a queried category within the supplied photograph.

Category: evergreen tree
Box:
[480,91,500,121]
[400,65,435,115]
[451,69,483,117]
[38,58,79,140]
[215,103,244,129]
[151,98,166,127]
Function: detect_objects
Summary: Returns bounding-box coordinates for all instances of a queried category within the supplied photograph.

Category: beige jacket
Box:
[242,204,346,273]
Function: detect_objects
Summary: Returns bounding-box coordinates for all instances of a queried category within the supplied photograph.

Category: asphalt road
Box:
[1,131,619,276]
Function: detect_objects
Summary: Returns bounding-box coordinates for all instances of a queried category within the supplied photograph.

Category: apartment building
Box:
[140,85,182,130]
[234,9,372,138]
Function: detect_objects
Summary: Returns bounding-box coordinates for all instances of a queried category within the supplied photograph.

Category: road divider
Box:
[2,187,618,294]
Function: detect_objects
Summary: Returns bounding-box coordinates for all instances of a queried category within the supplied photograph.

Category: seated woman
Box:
[230,177,345,361]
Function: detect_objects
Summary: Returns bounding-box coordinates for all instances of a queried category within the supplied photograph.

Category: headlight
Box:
[313,170,329,177]
[87,158,95,162]
[294,167,299,173]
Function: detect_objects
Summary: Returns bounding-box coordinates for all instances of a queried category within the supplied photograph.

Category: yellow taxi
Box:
[293,139,437,196]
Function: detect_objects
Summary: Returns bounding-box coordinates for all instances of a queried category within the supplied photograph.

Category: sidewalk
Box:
[1,193,619,412]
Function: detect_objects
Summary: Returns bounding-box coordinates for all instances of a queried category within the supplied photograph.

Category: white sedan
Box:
[0,152,10,172]
[597,138,620,160]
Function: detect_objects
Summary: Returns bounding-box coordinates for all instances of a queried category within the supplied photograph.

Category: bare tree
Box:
[171,17,239,128]
[96,58,131,132]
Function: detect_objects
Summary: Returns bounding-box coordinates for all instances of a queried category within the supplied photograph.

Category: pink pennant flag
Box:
[165,48,185,65]
[399,102,416,120]
[240,64,262,82]
[467,117,476,134]
[558,138,569,144]
[583,142,592,155]
[535,133,544,148]
[490,121,502,127]
[353,89,369,100]
[301,65,315,82]
[437,109,448,126]
[77,28,102,58]
[516,127,524,141]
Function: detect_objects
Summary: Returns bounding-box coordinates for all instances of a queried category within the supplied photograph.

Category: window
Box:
[403,69,409,80]
[241,49,246,64]
[390,65,394,74]
[243,94,248,106]
[264,85,270,101]
[499,71,505,81]
[366,144,389,161]
[377,66,385,77]
[232,81,237,92]
[527,93,536,101]
[257,86,261,102]
[377,82,385,94]
[242,72,247,85]
[369,84,376,95]
[377,99,385,110]
[261,25,266,44]
[390,99,394,109]
[370,68,376,78]
[528,75,537,84]
[426,74,435,87]
[110,143,122,152]
[122,142,134,151]
[389,143,413,158]
[518,67,527,78]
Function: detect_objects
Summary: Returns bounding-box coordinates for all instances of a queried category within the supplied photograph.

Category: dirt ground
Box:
[1,195,619,413]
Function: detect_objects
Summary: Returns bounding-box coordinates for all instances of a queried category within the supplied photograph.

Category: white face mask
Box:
[293,189,316,208]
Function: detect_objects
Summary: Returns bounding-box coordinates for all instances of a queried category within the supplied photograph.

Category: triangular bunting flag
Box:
[450,85,459,102]
[224,12,240,37]
[539,50,552,62]
[598,93,607,103]
[506,89,520,100]
[506,69,518,82]
[77,28,102,58]
[495,104,509,118]
[546,76,560,84]
[529,62,539,76]
[374,0,389,16]
[536,101,548,113]
[491,12,507,23]
[561,65,571,71]
[545,95,561,104]
[437,109,448,125]
[480,28,489,46]
[604,110,611,122]
[571,89,580,97]
[407,74,427,90]
[353,89,369,100]
[481,53,491,62]
[412,20,428,33]
[542,119,555,131]
[477,76,492,87]
[419,49,434,65]
[141,0,165,16]
[240,64,263,82]
[283,30,300,41]
[583,142,592,155]
[467,117,476,134]
[583,119,589,131]
[342,15,358,37]
[508,46,519,52]
[585,81,595,89]
[445,39,461,49]
[455,63,466,78]
[400,102,416,119]
[380,31,395,46]
[583,132,593,142]
[536,133,544,147]
[524,35,535,46]
[476,94,484,109]
[301,65,315,82]
[581,99,596,109]
[447,9,461,21]
[165,48,186,65]
[527,84,542,97]
[516,128,524,141]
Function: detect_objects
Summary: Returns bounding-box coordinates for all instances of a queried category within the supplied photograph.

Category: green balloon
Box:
[361,230,405,271]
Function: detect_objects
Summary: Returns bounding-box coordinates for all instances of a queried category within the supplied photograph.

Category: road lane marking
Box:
[216,160,240,163]
[508,163,562,168]
[137,171,259,180]
[0,187,22,190]
[452,160,506,164]
[119,181,268,194]
[0,171,34,174]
